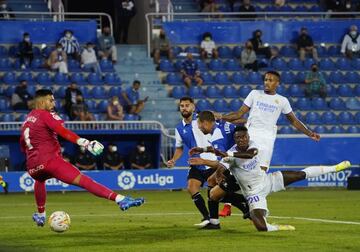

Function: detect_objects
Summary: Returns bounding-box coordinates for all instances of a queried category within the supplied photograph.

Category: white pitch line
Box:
[1,212,360,225]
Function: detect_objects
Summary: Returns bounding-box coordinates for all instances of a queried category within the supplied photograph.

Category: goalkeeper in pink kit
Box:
[20,89,144,227]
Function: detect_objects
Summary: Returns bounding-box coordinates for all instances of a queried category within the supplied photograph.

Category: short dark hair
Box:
[265,70,281,81]
[133,80,141,85]
[86,42,93,46]
[234,125,248,133]
[35,89,53,98]
[56,43,62,48]
[23,32,30,37]
[179,96,194,104]
[198,110,215,122]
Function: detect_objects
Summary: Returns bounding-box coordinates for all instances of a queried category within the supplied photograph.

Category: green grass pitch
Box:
[1,189,360,252]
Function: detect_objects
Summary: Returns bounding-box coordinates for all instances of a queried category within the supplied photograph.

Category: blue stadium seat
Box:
[205,86,222,98]
[232,46,242,58]
[224,59,241,71]
[355,85,360,96]
[184,46,200,54]
[1,114,15,122]
[172,86,187,98]
[3,72,17,84]
[59,113,70,121]
[36,72,52,85]
[347,126,359,133]
[174,60,184,71]
[356,112,360,123]
[346,97,360,110]
[31,58,46,71]
[329,126,345,133]
[248,72,262,84]
[78,86,90,99]
[213,99,229,112]
[317,46,327,57]
[91,86,107,99]
[321,111,337,125]
[338,111,355,125]
[196,99,212,111]
[85,100,97,112]
[4,85,16,97]
[54,72,70,85]
[351,58,360,70]
[319,58,335,70]
[346,71,360,83]
[33,47,41,57]
[305,112,321,124]
[188,86,204,98]
[276,85,288,96]
[277,114,288,125]
[99,59,114,72]
[108,86,122,96]
[218,46,232,58]
[327,45,341,56]
[314,125,328,134]
[279,126,294,134]
[0,98,10,112]
[329,71,345,84]
[17,72,35,84]
[17,113,27,122]
[337,85,353,97]
[289,84,304,97]
[124,114,140,121]
[326,85,337,97]
[8,46,19,57]
[195,59,207,71]
[329,98,346,110]
[27,85,36,97]
[68,59,81,72]
[209,59,225,71]
[296,97,311,110]
[288,58,304,70]
[303,58,316,69]
[295,72,306,84]
[215,72,231,85]
[232,72,248,84]
[97,100,109,113]
[281,72,296,84]
[223,86,238,98]
[70,73,87,85]
[229,99,242,111]
[159,59,175,72]
[238,85,252,98]
[171,46,183,56]
[336,58,352,70]
[88,73,104,85]
[54,86,66,99]
[311,98,328,110]
[280,46,297,57]
[104,73,121,85]
[271,58,288,70]
[201,72,215,85]
[166,73,182,85]
[0,58,12,70]
[0,45,7,56]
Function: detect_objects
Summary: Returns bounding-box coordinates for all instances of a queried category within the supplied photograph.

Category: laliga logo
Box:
[19,172,35,192]
[118,171,136,190]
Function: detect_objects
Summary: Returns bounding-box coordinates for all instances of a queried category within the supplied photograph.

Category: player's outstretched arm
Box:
[285,112,320,141]
[214,105,250,123]
[227,148,258,160]
[188,157,219,169]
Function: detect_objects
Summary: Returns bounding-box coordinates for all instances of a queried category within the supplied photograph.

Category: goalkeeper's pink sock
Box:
[78,175,117,201]
[34,180,46,213]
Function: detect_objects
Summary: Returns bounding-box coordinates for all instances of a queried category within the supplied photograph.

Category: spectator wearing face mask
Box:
[58,29,80,60]
[64,82,82,118]
[0,0,14,20]
[70,94,95,121]
[18,32,34,70]
[249,29,274,59]
[47,43,68,74]
[74,145,97,170]
[97,26,118,64]
[341,25,360,59]
[107,96,124,121]
[304,64,327,99]
[81,42,102,76]
[129,141,152,170]
[200,32,218,59]
[241,40,258,72]
[11,80,33,110]
[102,143,124,170]
[296,27,319,62]
[152,29,173,64]
[238,0,257,19]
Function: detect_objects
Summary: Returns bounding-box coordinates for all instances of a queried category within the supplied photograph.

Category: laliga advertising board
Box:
[0,168,359,192]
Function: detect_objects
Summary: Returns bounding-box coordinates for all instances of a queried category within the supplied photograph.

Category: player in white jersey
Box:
[189,125,351,232]
[215,71,320,172]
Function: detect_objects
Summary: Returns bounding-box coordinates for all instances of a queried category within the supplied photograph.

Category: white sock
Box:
[38,212,46,217]
[115,195,125,203]
[224,203,232,207]
[266,222,279,232]
[302,165,336,179]
[210,218,220,225]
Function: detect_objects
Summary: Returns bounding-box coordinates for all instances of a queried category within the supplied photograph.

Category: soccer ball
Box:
[48,211,71,233]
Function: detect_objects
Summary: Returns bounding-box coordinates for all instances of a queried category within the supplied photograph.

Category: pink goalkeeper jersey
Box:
[20,109,64,169]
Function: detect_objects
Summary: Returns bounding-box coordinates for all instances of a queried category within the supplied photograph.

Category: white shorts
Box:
[248,130,276,170]
[245,171,285,215]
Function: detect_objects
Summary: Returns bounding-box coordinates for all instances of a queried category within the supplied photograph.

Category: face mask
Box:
[24,37,30,42]
[57,48,62,52]
[80,147,86,152]
[66,33,71,38]
[350,31,357,36]
[138,146,145,152]
[346,3,351,8]
[76,99,82,104]
[87,48,92,52]
[113,101,119,105]
[111,146,117,152]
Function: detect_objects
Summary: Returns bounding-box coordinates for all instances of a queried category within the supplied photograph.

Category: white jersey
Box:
[244,90,292,136]
[220,142,267,196]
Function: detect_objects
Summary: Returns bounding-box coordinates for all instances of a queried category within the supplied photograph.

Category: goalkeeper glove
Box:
[76,138,104,156]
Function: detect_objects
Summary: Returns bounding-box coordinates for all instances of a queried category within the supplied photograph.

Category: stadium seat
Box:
[213,99,229,112]
[321,111,337,125]
[70,73,87,85]
[279,126,294,134]
[209,59,225,71]
[223,86,238,98]
[3,72,17,84]
[108,86,122,96]
[188,86,204,98]
[277,114,288,125]
[271,58,287,70]
[276,85,288,96]
[296,97,311,110]
[8,46,19,57]
[280,46,297,57]
[36,72,52,85]
[205,86,222,98]
[329,71,345,84]
[224,59,241,71]
[27,85,36,97]
[317,46,327,57]
[327,45,341,56]
[289,84,304,97]
[171,46,183,57]
[337,85,353,97]
[78,86,90,99]
[172,86,187,99]
[346,97,360,110]
[68,59,81,72]
[17,72,35,84]
[54,86,66,99]
[287,58,304,70]
[196,99,212,111]
[159,59,175,72]
[345,71,360,83]
[195,59,207,71]
[326,85,337,97]
[305,112,321,124]
[218,46,232,58]
[88,73,104,85]
[17,113,27,122]
[31,58,46,71]
[0,45,7,56]
[215,72,231,85]
[347,126,359,133]
[314,125,328,134]
[338,111,355,125]
[166,73,182,85]
[311,98,328,110]
[319,58,335,70]
[238,85,252,98]
[99,59,114,72]
[355,85,360,96]
[355,112,360,123]
[104,73,121,85]
[201,72,215,85]
[281,72,296,84]
[232,46,242,58]
[248,72,262,84]
[0,98,10,112]
[174,60,184,71]
[97,100,109,113]
[229,99,242,111]
[335,58,352,70]
[329,126,345,133]
[0,58,12,70]
[303,58,316,69]
[295,72,306,84]
[351,58,360,70]
[91,86,107,99]
[329,98,346,110]
[54,72,70,85]
[85,100,97,112]
[124,114,140,121]
[232,72,248,84]
[1,114,15,122]
[4,86,15,98]
[184,46,200,54]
